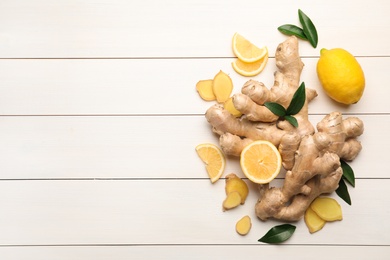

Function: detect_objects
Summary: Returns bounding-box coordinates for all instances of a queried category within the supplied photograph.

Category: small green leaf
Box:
[298,9,318,48]
[336,178,352,205]
[285,115,298,127]
[286,82,306,115]
[258,224,296,244]
[277,24,307,40]
[340,160,355,187]
[264,102,286,117]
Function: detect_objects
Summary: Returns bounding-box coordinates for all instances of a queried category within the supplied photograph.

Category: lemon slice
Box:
[232,33,267,63]
[232,54,268,77]
[240,140,282,184]
[196,143,226,183]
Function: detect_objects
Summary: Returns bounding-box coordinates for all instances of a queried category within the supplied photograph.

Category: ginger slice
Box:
[196,79,216,101]
[310,197,343,221]
[224,97,242,117]
[222,191,241,211]
[235,215,252,236]
[225,173,249,204]
[304,207,326,233]
[212,70,233,103]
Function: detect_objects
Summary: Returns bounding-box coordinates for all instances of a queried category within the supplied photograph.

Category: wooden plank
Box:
[0,179,388,246]
[0,245,389,260]
[0,0,387,256]
[0,114,381,179]
[0,0,389,58]
[0,57,387,115]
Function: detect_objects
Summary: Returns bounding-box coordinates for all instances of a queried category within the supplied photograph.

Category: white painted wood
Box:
[0,57,387,115]
[0,0,388,257]
[0,246,389,260]
[0,115,380,179]
[0,0,389,58]
[0,179,388,246]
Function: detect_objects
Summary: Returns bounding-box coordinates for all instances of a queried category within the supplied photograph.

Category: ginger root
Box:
[204,36,364,222]
[206,36,318,164]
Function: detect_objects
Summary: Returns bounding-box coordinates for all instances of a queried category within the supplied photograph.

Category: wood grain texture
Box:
[0,115,382,179]
[0,180,388,246]
[0,0,389,58]
[0,0,389,258]
[0,57,387,115]
[0,246,389,260]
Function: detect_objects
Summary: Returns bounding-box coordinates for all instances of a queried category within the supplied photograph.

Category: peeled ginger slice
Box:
[196,79,216,101]
[224,97,242,117]
[212,70,233,103]
[304,207,326,233]
[225,173,248,204]
[236,215,252,236]
[222,191,241,211]
[310,197,343,221]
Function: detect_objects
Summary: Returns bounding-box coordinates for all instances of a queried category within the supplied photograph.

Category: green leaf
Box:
[264,102,286,117]
[298,9,318,48]
[258,224,296,244]
[277,24,308,40]
[285,115,298,127]
[286,82,306,115]
[340,160,355,187]
[336,178,352,205]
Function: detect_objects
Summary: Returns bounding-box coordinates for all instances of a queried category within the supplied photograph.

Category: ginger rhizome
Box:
[204,36,364,222]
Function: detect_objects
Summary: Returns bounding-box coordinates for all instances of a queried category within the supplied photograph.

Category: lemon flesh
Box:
[195,143,226,183]
[317,48,365,105]
[232,33,267,63]
[240,140,282,184]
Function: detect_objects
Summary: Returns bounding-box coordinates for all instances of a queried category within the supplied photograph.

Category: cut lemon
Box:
[240,140,282,184]
[232,33,267,63]
[196,143,226,183]
[232,54,268,77]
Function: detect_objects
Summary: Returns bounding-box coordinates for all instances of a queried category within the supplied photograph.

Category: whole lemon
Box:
[317,48,365,105]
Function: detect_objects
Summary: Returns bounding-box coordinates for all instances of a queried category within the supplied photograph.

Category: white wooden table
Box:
[0,0,389,259]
